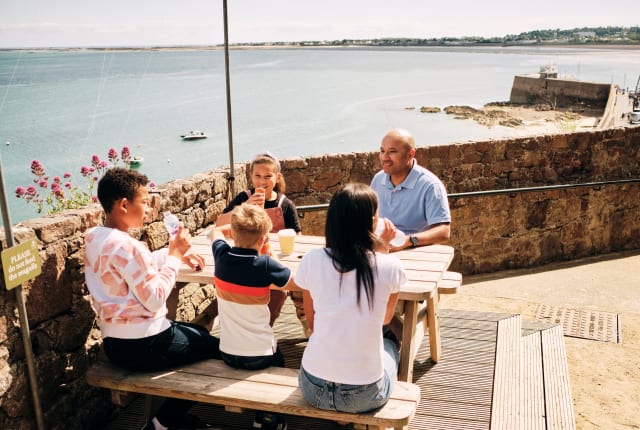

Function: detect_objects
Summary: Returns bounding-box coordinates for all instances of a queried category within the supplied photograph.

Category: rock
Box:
[443,105,482,117]
[419,106,440,113]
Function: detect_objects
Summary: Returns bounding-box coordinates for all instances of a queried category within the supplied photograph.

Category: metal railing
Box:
[296,178,640,214]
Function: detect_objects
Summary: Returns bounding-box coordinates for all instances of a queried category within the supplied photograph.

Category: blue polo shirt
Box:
[370,161,451,235]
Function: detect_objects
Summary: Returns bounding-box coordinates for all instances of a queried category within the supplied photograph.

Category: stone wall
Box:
[0,127,639,428]
[0,167,248,430]
[510,75,612,108]
[284,127,640,273]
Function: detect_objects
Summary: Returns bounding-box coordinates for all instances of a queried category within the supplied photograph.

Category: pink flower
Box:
[18,147,156,215]
[30,160,45,177]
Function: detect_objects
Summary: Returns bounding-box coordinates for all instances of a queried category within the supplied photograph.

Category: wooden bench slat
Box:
[87,360,420,428]
[520,332,545,430]
[490,315,521,430]
[541,325,576,430]
[177,360,423,403]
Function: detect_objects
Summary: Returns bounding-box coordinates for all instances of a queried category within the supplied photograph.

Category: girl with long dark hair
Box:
[293,183,407,413]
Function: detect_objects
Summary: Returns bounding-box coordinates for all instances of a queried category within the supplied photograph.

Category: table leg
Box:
[397,300,419,382]
[426,292,442,363]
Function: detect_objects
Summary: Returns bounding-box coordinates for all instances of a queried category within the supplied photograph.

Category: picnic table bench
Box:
[87,359,421,430]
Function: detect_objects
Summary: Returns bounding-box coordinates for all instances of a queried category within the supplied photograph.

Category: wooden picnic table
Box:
[173,232,455,383]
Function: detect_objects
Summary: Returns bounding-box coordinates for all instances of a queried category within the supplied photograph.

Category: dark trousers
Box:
[103,320,220,426]
[220,347,285,370]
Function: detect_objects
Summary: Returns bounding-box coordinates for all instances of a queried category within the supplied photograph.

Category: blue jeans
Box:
[298,338,399,413]
[221,347,284,370]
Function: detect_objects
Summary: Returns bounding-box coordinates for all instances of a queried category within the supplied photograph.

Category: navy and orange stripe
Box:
[214,276,271,305]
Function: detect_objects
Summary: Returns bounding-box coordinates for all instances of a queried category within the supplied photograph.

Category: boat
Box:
[129,156,143,169]
[180,131,208,140]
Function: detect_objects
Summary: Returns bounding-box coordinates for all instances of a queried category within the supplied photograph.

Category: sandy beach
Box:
[444,252,640,429]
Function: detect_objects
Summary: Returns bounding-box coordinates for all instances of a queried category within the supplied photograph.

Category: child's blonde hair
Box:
[250,152,286,194]
[231,204,273,248]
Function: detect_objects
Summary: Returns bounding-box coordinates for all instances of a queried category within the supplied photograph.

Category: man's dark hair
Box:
[97,168,149,213]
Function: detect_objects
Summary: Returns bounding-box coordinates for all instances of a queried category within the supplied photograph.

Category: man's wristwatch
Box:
[409,235,419,248]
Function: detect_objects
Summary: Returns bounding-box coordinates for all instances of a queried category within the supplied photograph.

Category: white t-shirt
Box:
[295,248,407,385]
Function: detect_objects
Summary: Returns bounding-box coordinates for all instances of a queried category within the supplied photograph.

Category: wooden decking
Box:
[103,304,575,430]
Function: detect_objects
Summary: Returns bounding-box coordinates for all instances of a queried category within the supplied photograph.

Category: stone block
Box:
[23,215,81,244]
[283,169,308,194]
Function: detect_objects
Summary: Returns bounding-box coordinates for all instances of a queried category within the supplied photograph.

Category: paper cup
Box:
[254,187,266,207]
[278,229,296,255]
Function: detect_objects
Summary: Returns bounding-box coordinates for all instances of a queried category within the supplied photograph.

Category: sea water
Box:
[1,46,638,223]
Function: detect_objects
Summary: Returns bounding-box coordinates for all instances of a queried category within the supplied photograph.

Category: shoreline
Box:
[2,43,640,53]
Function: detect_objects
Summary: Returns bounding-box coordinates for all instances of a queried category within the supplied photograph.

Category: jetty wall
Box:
[510,74,612,108]
[1,126,639,429]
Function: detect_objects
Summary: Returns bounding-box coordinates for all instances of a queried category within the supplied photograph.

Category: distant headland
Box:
[1,25,638,52]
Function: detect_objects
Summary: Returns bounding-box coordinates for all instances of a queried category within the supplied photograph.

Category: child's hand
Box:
[168,224,192,258]
[247,189,266,207]
[182,251,205,271]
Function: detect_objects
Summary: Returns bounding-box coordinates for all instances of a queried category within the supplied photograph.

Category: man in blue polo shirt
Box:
[370,128,451,250]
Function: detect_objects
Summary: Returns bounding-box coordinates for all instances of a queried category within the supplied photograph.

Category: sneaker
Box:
[253,411,287,430]
[252,411,264,429]
[141,419,155,430]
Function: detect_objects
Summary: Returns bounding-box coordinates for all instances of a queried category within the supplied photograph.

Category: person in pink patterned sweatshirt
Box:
[84,168,219,430]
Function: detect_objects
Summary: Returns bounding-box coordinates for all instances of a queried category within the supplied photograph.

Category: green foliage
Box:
[240,26,640,48]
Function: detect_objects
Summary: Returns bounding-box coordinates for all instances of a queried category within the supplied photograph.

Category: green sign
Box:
[2,239,41,290]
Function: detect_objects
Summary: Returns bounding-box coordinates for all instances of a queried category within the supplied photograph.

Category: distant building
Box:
[539,64,558,79]
[574,31,596,40]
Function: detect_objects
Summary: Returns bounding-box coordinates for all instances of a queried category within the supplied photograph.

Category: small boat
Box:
[180,131,208,140]
[129,156,143,169]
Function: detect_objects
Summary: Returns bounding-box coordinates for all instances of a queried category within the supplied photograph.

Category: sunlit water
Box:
[1,46,638,223]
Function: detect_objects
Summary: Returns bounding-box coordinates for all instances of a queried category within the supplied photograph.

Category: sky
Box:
[1,0,638,48]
